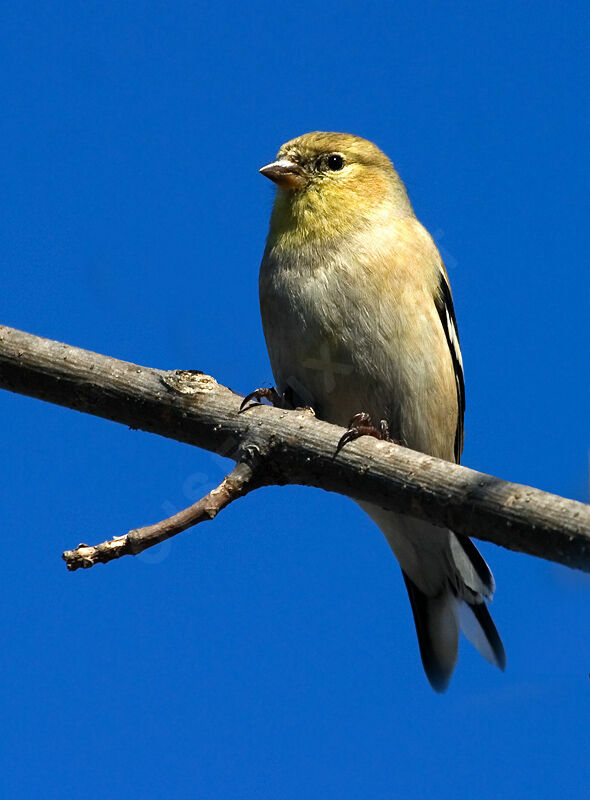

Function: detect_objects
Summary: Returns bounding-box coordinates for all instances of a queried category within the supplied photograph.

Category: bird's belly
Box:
[282,331,395,432]
[260,244,457,460]
[262,277,409,441]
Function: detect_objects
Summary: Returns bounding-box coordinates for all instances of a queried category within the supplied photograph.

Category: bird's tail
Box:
[360,503,505,691]
[402,566,505,692]
[402,571,459,692]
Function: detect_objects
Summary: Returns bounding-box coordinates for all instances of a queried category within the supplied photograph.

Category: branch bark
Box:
[0,323,588,572]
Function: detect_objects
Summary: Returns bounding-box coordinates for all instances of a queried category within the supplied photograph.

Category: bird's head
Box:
[260,132,413,244]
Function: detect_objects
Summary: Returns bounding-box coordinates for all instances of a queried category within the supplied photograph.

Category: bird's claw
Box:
[336,412,393,453]
[239,387,285,412]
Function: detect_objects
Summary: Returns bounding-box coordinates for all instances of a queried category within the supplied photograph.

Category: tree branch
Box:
[0,323,588,572]
[62,457,261,570]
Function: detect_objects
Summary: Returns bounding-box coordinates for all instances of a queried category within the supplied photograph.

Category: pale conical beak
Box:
[259,159,306,190]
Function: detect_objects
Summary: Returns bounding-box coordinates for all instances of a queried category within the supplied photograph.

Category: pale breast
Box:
[259,217,458,461]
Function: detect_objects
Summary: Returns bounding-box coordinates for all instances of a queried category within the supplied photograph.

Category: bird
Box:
[252,131,505,692]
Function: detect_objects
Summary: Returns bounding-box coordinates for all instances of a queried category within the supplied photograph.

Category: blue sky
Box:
[1,1,589,798]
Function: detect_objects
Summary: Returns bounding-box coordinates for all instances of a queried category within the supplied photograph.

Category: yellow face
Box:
[261,132,412,244]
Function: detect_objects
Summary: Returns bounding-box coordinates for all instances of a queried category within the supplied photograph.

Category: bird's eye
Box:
[326,154,344,171]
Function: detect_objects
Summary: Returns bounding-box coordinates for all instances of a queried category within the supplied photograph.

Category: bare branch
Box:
[62,458,261,571]
[1,323,589,572]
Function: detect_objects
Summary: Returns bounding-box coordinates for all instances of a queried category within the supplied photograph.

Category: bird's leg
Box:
[336,412,395,453]
[240,386,291,412]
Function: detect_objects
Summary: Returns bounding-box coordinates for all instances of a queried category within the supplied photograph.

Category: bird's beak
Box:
[259,159,306,190]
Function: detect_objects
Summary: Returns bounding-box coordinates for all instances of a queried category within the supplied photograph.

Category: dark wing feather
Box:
[434,268,465,463]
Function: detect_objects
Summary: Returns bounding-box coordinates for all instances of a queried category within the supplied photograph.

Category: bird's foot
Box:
[336,412,394,453]
[240,386,290,412]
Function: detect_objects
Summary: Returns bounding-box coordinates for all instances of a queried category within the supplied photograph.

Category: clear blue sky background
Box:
[1,2,588,798]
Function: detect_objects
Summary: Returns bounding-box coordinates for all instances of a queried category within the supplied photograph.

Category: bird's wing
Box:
[434,265,465,463]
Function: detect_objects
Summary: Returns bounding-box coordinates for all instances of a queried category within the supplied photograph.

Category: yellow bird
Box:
[255,132,505,691]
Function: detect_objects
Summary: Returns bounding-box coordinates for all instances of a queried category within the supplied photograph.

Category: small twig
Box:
[62,458,260,571]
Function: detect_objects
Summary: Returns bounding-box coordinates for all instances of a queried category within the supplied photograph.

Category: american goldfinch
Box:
[256,132,505,692]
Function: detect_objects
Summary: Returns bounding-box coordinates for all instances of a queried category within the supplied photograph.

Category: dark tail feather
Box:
[449,534,506,670]
[450,533,495,600]
[402,571,459,693]
[458,600,506,670]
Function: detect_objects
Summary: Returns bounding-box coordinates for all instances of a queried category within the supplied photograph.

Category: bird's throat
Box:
[268,187,359,247]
